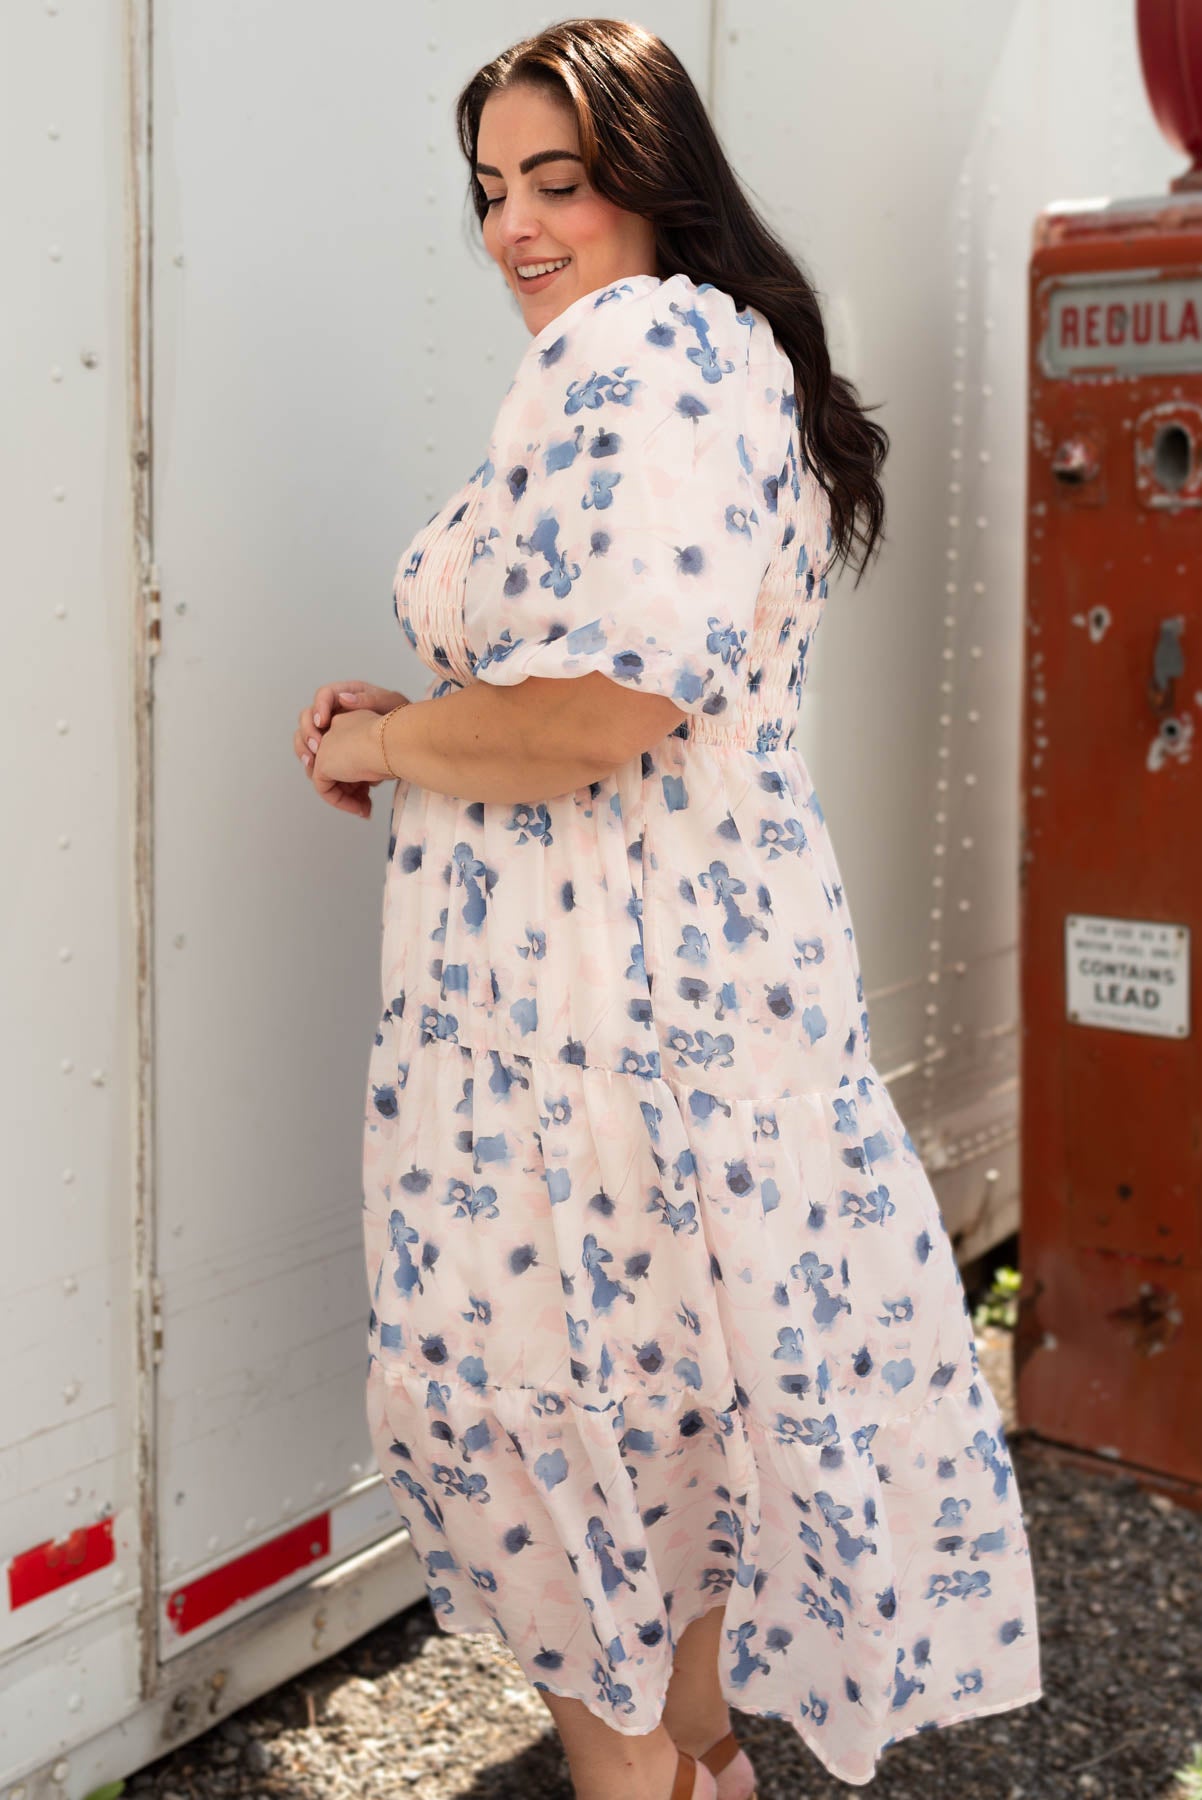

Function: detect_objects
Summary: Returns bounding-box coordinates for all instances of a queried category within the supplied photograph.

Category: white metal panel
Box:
[718,0,1181,1259]
[6,1536,427,1800]
[147,0,711,1652]
[1,1602,142,1787]
[0,0,145,1732]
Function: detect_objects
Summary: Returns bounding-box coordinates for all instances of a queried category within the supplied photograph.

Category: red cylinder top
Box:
[1138,0,1202,182]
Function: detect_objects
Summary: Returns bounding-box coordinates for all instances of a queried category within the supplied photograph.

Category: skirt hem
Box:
[418,1587,1044,1787]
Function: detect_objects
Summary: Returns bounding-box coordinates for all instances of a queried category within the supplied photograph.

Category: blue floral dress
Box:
[360,271,1043,1786]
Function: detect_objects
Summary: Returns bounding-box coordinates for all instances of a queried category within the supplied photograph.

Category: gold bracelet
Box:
[378,704,406,779]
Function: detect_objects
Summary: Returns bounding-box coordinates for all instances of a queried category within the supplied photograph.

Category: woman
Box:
[293,20,1043,1799]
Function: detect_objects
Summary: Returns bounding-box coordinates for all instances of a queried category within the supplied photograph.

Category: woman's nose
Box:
[495,199,539,240]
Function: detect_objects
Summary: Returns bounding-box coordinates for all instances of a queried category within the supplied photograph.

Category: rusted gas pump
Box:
[1014,0,1202,1507]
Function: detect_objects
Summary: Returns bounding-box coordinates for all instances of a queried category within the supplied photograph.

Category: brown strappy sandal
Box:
[670,1748,701,1799]
[699,1728,757,1795]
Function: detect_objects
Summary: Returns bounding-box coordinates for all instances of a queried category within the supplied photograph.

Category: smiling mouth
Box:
[514,256,572,282]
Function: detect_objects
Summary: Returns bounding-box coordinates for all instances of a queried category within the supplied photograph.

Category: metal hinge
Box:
[151,1273,164,1365]
[144,563,162,660]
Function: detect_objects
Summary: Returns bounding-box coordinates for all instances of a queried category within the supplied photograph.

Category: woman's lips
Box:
[515,257,571,291]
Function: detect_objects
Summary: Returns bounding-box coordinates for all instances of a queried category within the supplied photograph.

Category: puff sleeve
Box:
[462,276,788,721]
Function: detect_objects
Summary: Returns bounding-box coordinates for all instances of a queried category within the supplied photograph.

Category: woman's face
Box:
[476,84,658,335]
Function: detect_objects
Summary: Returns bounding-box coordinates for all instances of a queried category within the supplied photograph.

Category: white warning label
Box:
[1065,914,1190,1038]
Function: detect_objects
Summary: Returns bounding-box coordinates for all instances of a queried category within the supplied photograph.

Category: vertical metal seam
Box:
[126,0,159,1704]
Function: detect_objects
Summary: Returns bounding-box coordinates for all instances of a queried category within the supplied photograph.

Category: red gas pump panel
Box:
[1017,195,1202,1496]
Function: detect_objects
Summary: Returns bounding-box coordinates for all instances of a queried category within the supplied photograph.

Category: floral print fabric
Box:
[361,272,1042,1786]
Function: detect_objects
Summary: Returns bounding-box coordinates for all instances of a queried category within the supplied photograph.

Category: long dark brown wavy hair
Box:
[454,17,889,587]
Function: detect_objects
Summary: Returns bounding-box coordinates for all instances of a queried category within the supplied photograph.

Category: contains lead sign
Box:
[1065,913,1190,1037]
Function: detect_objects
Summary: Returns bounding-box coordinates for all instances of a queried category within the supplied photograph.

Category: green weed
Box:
[972,1263,1021,1332]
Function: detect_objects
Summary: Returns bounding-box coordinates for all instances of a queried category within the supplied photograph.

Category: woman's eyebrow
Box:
[474,149,584,177]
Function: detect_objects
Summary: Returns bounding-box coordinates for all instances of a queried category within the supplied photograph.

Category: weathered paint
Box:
[1017,187,1202,1498]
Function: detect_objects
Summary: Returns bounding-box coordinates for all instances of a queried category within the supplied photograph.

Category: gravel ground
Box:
[120,1325,1202,1800]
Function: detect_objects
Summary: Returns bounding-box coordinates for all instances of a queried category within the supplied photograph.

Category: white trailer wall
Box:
[1,3,1180,1795]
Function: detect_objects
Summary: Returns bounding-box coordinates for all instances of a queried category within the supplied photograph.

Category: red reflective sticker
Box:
[164,1513,331,1634]
[8,1516,116,1608]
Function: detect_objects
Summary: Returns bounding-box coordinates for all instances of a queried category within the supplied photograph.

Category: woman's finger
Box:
[314,680,373,727]
[313,770,371,818]
[311,685,339,730]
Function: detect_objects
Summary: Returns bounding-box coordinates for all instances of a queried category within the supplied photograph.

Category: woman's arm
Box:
[376,670,687,803]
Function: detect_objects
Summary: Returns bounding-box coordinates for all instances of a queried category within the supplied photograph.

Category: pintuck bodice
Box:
[397,463,832,755]
[393,273,834,753]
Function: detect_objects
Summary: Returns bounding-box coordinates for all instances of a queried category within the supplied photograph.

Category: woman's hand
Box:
[310,708,401,819]
[295,679,410,820]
